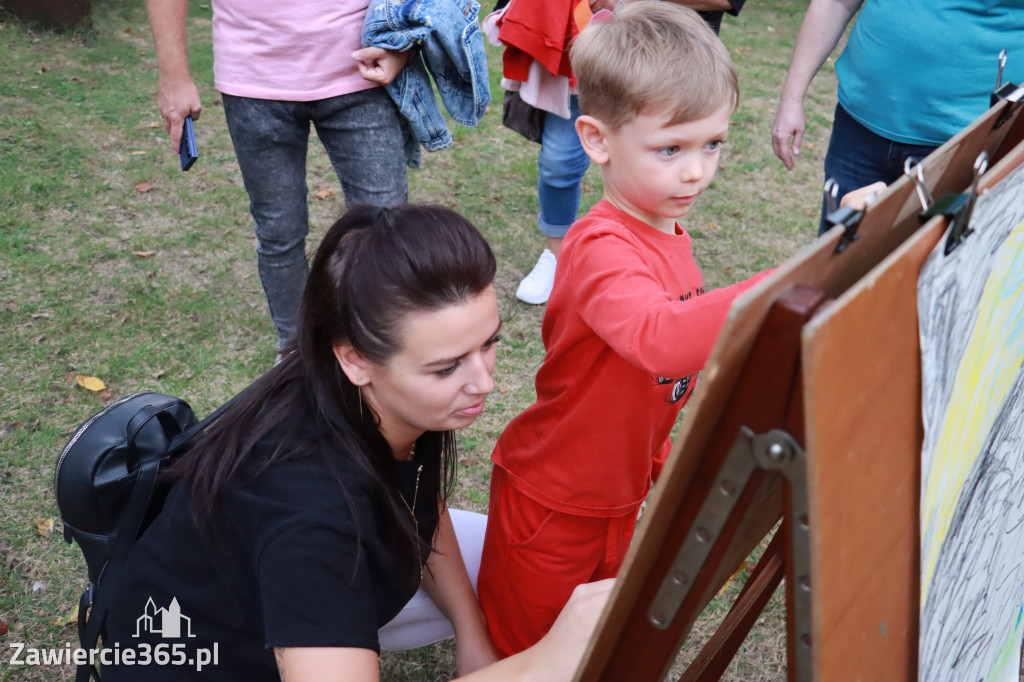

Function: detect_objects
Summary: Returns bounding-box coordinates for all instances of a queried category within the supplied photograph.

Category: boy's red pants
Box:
[477,467,638,657]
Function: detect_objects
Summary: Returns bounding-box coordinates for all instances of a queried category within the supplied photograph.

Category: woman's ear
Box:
[576,114,610,165]
[332,343,372,386]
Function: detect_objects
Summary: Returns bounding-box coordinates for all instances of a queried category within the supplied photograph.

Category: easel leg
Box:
[677,529,786,682]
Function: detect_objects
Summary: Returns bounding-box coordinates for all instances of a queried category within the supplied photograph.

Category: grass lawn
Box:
[0,1,843,679]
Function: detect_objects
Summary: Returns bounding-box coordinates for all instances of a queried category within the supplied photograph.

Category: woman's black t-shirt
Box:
[101,434,438,681]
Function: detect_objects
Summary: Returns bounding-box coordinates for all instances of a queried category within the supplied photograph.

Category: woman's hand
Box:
[353,47,411,86]
[455,579,615,681]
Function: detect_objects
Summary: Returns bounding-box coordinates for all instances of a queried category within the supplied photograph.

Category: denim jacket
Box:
[363,0,490,162]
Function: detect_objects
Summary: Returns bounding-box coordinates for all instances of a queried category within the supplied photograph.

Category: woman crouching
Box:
[101,204,610,681]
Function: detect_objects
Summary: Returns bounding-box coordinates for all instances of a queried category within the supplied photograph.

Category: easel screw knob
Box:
[671,571,688,587]
[695,527,712,543]
[767,442,787,462]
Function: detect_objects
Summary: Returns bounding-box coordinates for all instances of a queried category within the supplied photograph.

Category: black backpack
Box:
[54,390,237,682]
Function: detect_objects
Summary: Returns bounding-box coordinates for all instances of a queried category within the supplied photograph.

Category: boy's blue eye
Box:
[658,146,679,157]
[484,334,502,348]
[706,139,724,152]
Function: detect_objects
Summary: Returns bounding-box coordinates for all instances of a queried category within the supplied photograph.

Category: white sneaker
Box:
[516,249,557,304]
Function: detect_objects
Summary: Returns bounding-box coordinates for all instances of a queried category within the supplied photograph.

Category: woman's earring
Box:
[357,384,365,421]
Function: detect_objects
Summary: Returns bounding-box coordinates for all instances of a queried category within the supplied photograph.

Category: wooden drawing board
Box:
[801,126,1024,681]
[575,96,1024,682]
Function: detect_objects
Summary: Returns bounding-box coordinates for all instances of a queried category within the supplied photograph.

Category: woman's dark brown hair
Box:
[172,203,497,573]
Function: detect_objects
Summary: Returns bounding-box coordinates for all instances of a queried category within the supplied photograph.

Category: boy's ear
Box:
[332,343,372,386]
[575,115,610,165]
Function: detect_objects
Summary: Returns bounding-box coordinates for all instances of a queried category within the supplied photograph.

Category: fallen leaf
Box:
[241,273,251,280]
[806,142,817,151]
[0,619,7,636]
[152,369,166,379]
[35,517,54,537]
[123,27,132,34]
[31,312,53,319]
[131,150,147,156]
[148,121,161,128]
[201,341,213,350]
[50,605,78,627]
[716,560,749,598]
[135,182,154,193]
[770,192,781,200]
[75,375,107,392]
[312,188,335,200]
[40,66,50,73]
[708,222,721,231]
[133,250,156,258]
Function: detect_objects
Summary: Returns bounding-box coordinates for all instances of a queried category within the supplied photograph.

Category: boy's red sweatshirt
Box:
[492,200,771,517]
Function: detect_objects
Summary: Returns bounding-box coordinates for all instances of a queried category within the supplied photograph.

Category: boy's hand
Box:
[840,182,887,211]
[353,47,410,86]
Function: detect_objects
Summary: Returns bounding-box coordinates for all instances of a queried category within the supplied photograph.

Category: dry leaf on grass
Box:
[50,605,79,627]
[133,250,156,258]
[312,189,335,200]
[35,517,55,537]
[135,182,154,193]
[75,375,107,392]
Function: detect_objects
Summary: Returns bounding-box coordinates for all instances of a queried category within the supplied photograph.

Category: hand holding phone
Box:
[179,115,199,171]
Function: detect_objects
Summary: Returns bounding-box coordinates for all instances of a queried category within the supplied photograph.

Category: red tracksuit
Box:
[478,200,770,656]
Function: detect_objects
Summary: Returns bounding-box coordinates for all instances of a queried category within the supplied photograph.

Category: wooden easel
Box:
[574,88,1024,682]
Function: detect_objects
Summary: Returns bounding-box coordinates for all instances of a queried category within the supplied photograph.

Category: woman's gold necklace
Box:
[398,457,424,581]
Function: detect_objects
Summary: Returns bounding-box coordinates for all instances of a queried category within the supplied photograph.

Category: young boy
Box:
[478,2,772,657]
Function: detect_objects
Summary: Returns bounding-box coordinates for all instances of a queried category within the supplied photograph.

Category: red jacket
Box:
[493,201,770,516]
[498,0,586,85]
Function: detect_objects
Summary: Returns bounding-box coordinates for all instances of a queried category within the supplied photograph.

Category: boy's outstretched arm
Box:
[572,231,771,379]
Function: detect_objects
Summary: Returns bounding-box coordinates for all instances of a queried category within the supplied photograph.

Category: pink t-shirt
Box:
[212,0,376,101]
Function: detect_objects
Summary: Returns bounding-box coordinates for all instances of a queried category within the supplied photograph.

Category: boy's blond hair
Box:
[570,2,739,129]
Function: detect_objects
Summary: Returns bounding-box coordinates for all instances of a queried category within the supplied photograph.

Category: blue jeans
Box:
[819,103,937,235]
[223,88,408,349]
[536,96,590,239]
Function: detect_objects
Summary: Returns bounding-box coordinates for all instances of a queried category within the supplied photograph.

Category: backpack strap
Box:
[77,454,160,681]
[74,385,250,681]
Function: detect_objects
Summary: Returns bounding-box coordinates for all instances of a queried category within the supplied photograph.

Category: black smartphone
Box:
[179,115,198,171]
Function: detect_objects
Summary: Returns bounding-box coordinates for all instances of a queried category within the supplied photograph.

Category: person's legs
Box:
[223,95,312,351]
[517,96,590,304]
[478,468,613,657]
[378,509,488,650]
[819,103,937,234]
[312,87,408,208]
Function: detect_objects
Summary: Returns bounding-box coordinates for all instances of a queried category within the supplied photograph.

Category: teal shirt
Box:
[836,0,1024,146]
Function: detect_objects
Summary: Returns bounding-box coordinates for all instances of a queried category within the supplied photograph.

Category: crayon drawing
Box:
[917,161,1024,682]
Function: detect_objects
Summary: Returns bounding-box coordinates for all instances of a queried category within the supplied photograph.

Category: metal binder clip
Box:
[943,152,988,255]
[995,49,1007,93]
[822,178,862,254]
[904,157,933,214]
[991,49,1023,126]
